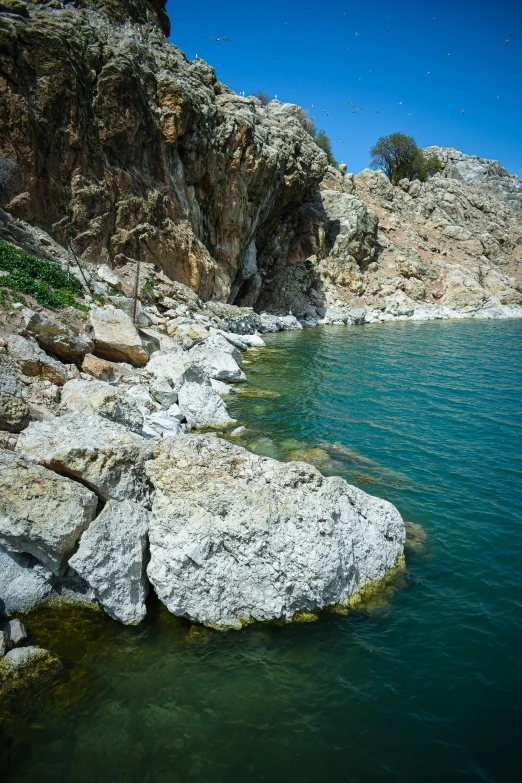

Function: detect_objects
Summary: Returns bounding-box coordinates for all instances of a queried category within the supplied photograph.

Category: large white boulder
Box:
[61,378,144,433]
[69,500,149,625]
[15,413,154,503]
[89,306,149,367]
[0,451,98,575]
[187,343,246,382]
[146,436,405,629]
[177,376,234,428]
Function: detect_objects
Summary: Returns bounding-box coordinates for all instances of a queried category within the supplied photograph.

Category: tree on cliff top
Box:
[370,133,442,184]
[314,130,338,166]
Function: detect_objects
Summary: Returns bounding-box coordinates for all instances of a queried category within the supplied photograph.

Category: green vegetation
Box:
[0,238,88,311]
[314,129,338,166]
[370,132,442,184]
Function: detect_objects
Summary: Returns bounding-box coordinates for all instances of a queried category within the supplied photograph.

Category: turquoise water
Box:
[2,319,522,781]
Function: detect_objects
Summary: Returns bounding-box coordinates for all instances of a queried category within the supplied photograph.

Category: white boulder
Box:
[61,378,144,433]
[69,500,149,625]
[89,306,149,367]
[146,436,405,629]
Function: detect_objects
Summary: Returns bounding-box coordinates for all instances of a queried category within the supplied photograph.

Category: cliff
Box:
[0,0,326,303]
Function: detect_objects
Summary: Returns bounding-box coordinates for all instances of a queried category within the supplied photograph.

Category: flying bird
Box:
[355,31,359,36]
[385,28,390,32]
[339,140,344,143]
[173,17,182,21]
[447,52,452,56]
[460,107,465,114]
[348,101,355,106]
[496,95,500,98]
[353,108,362,113]
[426,71,431,74]
[506,33,512,47]
[397,101,403,105]
[375,108,379,113]
[205,36,231,42]
[321,109,329,116]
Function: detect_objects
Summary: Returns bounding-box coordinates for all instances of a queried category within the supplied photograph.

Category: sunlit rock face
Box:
[0,0,326,303]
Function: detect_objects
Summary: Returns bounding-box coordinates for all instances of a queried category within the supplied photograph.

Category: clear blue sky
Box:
[165,0,521,175]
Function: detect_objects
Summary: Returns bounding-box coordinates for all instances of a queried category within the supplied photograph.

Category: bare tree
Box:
[0,153,20,207]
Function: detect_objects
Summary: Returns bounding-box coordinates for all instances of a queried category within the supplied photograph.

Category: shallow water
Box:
[2,319,522,782]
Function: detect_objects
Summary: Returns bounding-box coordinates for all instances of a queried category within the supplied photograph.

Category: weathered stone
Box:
[69,500,149,625]
[22,309,93,363]
[0,362,29,433]
[3,619,27,649]
[257,313,303,332]
[89,307,148,367]
[187,344,246,382]
[81,353,135,383]
[146,436,405,629]
[61,379,143,433]
[177,377,234,428]
[16,413,153,503]
[0,546,53,616]
[149,377,177,408]
[8,334,71,385]
[0,450,98,575]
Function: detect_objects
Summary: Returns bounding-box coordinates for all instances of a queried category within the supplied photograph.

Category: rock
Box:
[3,619,27,649]
[230,426,246,437]
[61,378,144,433]
[0,645,62,701]
[0,546,53,616]
[124,384,159,412]
[146,436,405,629]
[211,379,233,395]
[138,328,161,357]
[3,646,50,667]
[8,334,71,385]
[146,349,186,389]
[258,313,303,332]
[165,403,184,421]
[443,225,473,241]
[408,180,422,198]
[0,631,5,658]
[69,500,149,625]
[89,307,148,367]
[81,353,135,383]
[146,411,184,437]
[149,377,177,409]
[97,264,122,290]
[0,362,29,433]
[214,330,249,351]
[16,413,153,503]
[0,450,98,575]
[198,333,243,365]
[177,376,234,428]
[167,323,210,349]
[238,333,266,348]
[22,309,93,363]
[187,343,246,382]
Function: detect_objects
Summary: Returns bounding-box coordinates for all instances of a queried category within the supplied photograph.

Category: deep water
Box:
[2,319,522,782]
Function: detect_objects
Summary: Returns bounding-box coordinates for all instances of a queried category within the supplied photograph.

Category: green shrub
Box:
[314,129,338,166]
[370,132,442,184]
[0,238,87,311]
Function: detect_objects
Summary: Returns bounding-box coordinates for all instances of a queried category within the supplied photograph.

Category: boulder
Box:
[146,411,184,437]
[187,344,246,382]
[81,353,135,383]
[22,309,93,363]
[89,306,148,367]
[3,646,50,667]
[149,377,177,408]
[0,450,98,575]
[0,546,53,616]
[199,333,243,365]
[177,377,234,428]
[16,413,154,503]
[0,362,29,433]
[146,436,405,629]
[146,349,186,388]
[8,334,71,385]
[61,378,143,433]
[3,619,27,649]
[257,313,303,333]
[237,333,266,348]
[69,500,149,625]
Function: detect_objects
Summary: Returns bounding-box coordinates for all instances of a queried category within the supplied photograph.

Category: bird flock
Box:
[176,18,515,134]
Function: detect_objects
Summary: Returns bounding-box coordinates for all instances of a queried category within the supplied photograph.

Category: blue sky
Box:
[165,0,521,175]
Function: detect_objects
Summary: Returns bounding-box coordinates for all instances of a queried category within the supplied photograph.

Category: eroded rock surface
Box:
[61,378,144,433]
[146,436,405,629]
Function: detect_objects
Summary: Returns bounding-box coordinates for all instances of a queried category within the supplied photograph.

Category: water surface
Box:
[2,319,521,782]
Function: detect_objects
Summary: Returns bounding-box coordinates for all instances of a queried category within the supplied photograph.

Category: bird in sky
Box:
[408,112,412,116]
[426,71,431,74]
[447,52,452,56]
[205,37,231,42]
[339,140,344,143]
[173,17,182,21]
[506,33,512,47]
[355,31,359,36]
[496,95,500,98]
[267,60,280,64]
[385,28,390,32]
[353,108,362,113]
[460,107,465,115]
[347,101,355,107]
[375,108,379,113]
[322,109,329,116]
[397,101,403,105]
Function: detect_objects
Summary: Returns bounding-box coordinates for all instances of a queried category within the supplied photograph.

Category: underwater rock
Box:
[146,435,405,629]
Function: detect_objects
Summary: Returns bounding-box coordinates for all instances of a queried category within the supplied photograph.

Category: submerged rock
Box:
[69,500,149,625]
[0,546,53,616]
[0,450,98,575]
[146,436,405,629]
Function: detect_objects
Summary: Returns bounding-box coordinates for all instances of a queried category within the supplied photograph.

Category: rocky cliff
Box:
[0,0,326,303]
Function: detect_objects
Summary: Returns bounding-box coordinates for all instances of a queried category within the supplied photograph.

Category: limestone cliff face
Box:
[313,151,522,316]
[0,0,326,302]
